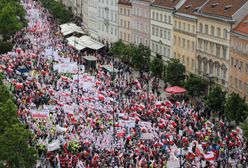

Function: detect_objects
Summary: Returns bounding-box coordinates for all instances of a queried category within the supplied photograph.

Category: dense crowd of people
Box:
[0,0,248,167]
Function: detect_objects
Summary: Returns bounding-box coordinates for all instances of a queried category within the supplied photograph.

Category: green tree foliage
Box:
[241,121,248,140]
[0,99,18,133]
[0,1,27,40]
[0,40,14,54]
[164,58,185,86]
[205,86,226,118]
[150,56,164,78]
[0,124,37,168]
[184,74,208,97]
[130,43,150,70]
[40,0,73,24]
[224,92,248,124]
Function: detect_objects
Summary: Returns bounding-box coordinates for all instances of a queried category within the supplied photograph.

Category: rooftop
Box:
[177,0,207,16]
[199,0,248,18]
[152,0,181,9]
[233,15,248,36]
[118,0,132,6]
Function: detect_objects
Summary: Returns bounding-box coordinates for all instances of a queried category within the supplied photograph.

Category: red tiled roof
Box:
[233,15,248,35]
[118,0,132,6]
[200,0,248,18]
[152,0,181,9]
[177,0,207,16]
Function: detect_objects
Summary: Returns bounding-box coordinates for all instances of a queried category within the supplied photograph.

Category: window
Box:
[164,47,167,56]
[240,61,243,71]
[178,37,181,47]
[216,44,220,57]
[239,80,243,90]
[192,25,195,33]
[152,11,155,19]
[199,23,203,32]
[128,21,130,28]
[156,27,158,36]
[245,83,248,95]
[205,25,208,34]
[217,27,221,37]
[187,40,190,49]
[182,38,185,48]
[223,47,227,59]
[159,45,162,54]
[174,52,176,58]
[235,78,238,88]
[120,32,122,39]
[186,57,189,66]
[174,36,176,45]
[182,55,185,64]
[223,29,227,38]
[191,59,194,69]
[204,41,208,51]
[167,48,170,57]
[168,16,171,24]
[164,15,167,23]
[152,42,154,51]
[211,26,214,36]
[188,24,190,32]
[160,13,163,21]
[178,53,181,61]
[246,64,248,73]
[174,20,177,28]
[231,57,234,67]
[179,22,181,29]
[164,30,167,39]
[152,26,155,35]
[192,41,195,51]
[155,44,158,52]
[160,29,163,38]
[210,43,214,53]
[156,12,158,20]
[183,23,186,30]
[216,66,220,77]
[168,31,171,40]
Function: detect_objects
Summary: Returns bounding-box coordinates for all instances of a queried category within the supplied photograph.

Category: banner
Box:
[47,140,60,152]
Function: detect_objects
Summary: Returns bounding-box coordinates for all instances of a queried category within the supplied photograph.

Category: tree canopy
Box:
[164,58,185,86]
[205,86,226,118]
[224,92,248,124]
[150,56,164,78]
[184,74,208,97]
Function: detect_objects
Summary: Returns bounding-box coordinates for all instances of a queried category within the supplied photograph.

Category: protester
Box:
[0,0,247,167]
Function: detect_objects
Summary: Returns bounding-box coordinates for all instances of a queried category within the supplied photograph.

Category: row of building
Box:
[58,0,248,100]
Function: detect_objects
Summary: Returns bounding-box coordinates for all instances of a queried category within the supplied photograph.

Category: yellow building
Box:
[195,0,248,88]
[118,0,132,44]
[173,0,207,74]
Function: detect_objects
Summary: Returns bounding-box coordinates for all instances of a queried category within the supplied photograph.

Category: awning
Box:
[84,55,97,61]
[102,65,119,73]
[60,23,85,36]
[165,86,187,94]
[78,36,104,50]
[66,36,86,51]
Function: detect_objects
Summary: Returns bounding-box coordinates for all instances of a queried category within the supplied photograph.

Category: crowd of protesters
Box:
[0,0,248,168]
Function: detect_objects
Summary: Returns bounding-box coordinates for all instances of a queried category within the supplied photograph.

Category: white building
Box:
[150,0,186,61]
[98,0,119,45]
[82,0,99,40]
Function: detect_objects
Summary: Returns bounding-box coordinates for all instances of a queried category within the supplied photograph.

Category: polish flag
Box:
[204,151,215,161]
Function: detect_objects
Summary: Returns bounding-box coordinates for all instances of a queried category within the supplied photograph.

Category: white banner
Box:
[47,140,60,152]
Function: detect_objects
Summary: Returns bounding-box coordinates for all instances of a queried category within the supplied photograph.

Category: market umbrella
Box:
[165,86,187,94]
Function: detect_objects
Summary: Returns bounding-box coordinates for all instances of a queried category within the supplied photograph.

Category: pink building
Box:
[131,0,153,47]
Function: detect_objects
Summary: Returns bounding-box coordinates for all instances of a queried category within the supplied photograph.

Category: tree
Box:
[130,43,150,70]
[241,121,248,139]
[164,58,185,86]
[0,124,37,167]
[0,4,22,40]
[0,40,14,54]
[0,99,18,133]
[184,74,208,97]
[110,40,126,57]
[224,92,248,124]
[205,86,226,119]
[150,55,164,78]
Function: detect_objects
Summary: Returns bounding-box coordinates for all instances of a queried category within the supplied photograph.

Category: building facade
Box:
[150,0,186,61]
[98,0,119,44]
[196,0,248,88]
[82,0,99,40]
[118,0,132,44]
[229,15,248,101]
[173,0,207,73]
[131,0,152,47]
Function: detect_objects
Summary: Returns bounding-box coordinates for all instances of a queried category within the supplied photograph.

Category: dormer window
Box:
[211,3,219,8]
[185,5,192,9]
[224,5,232,10]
